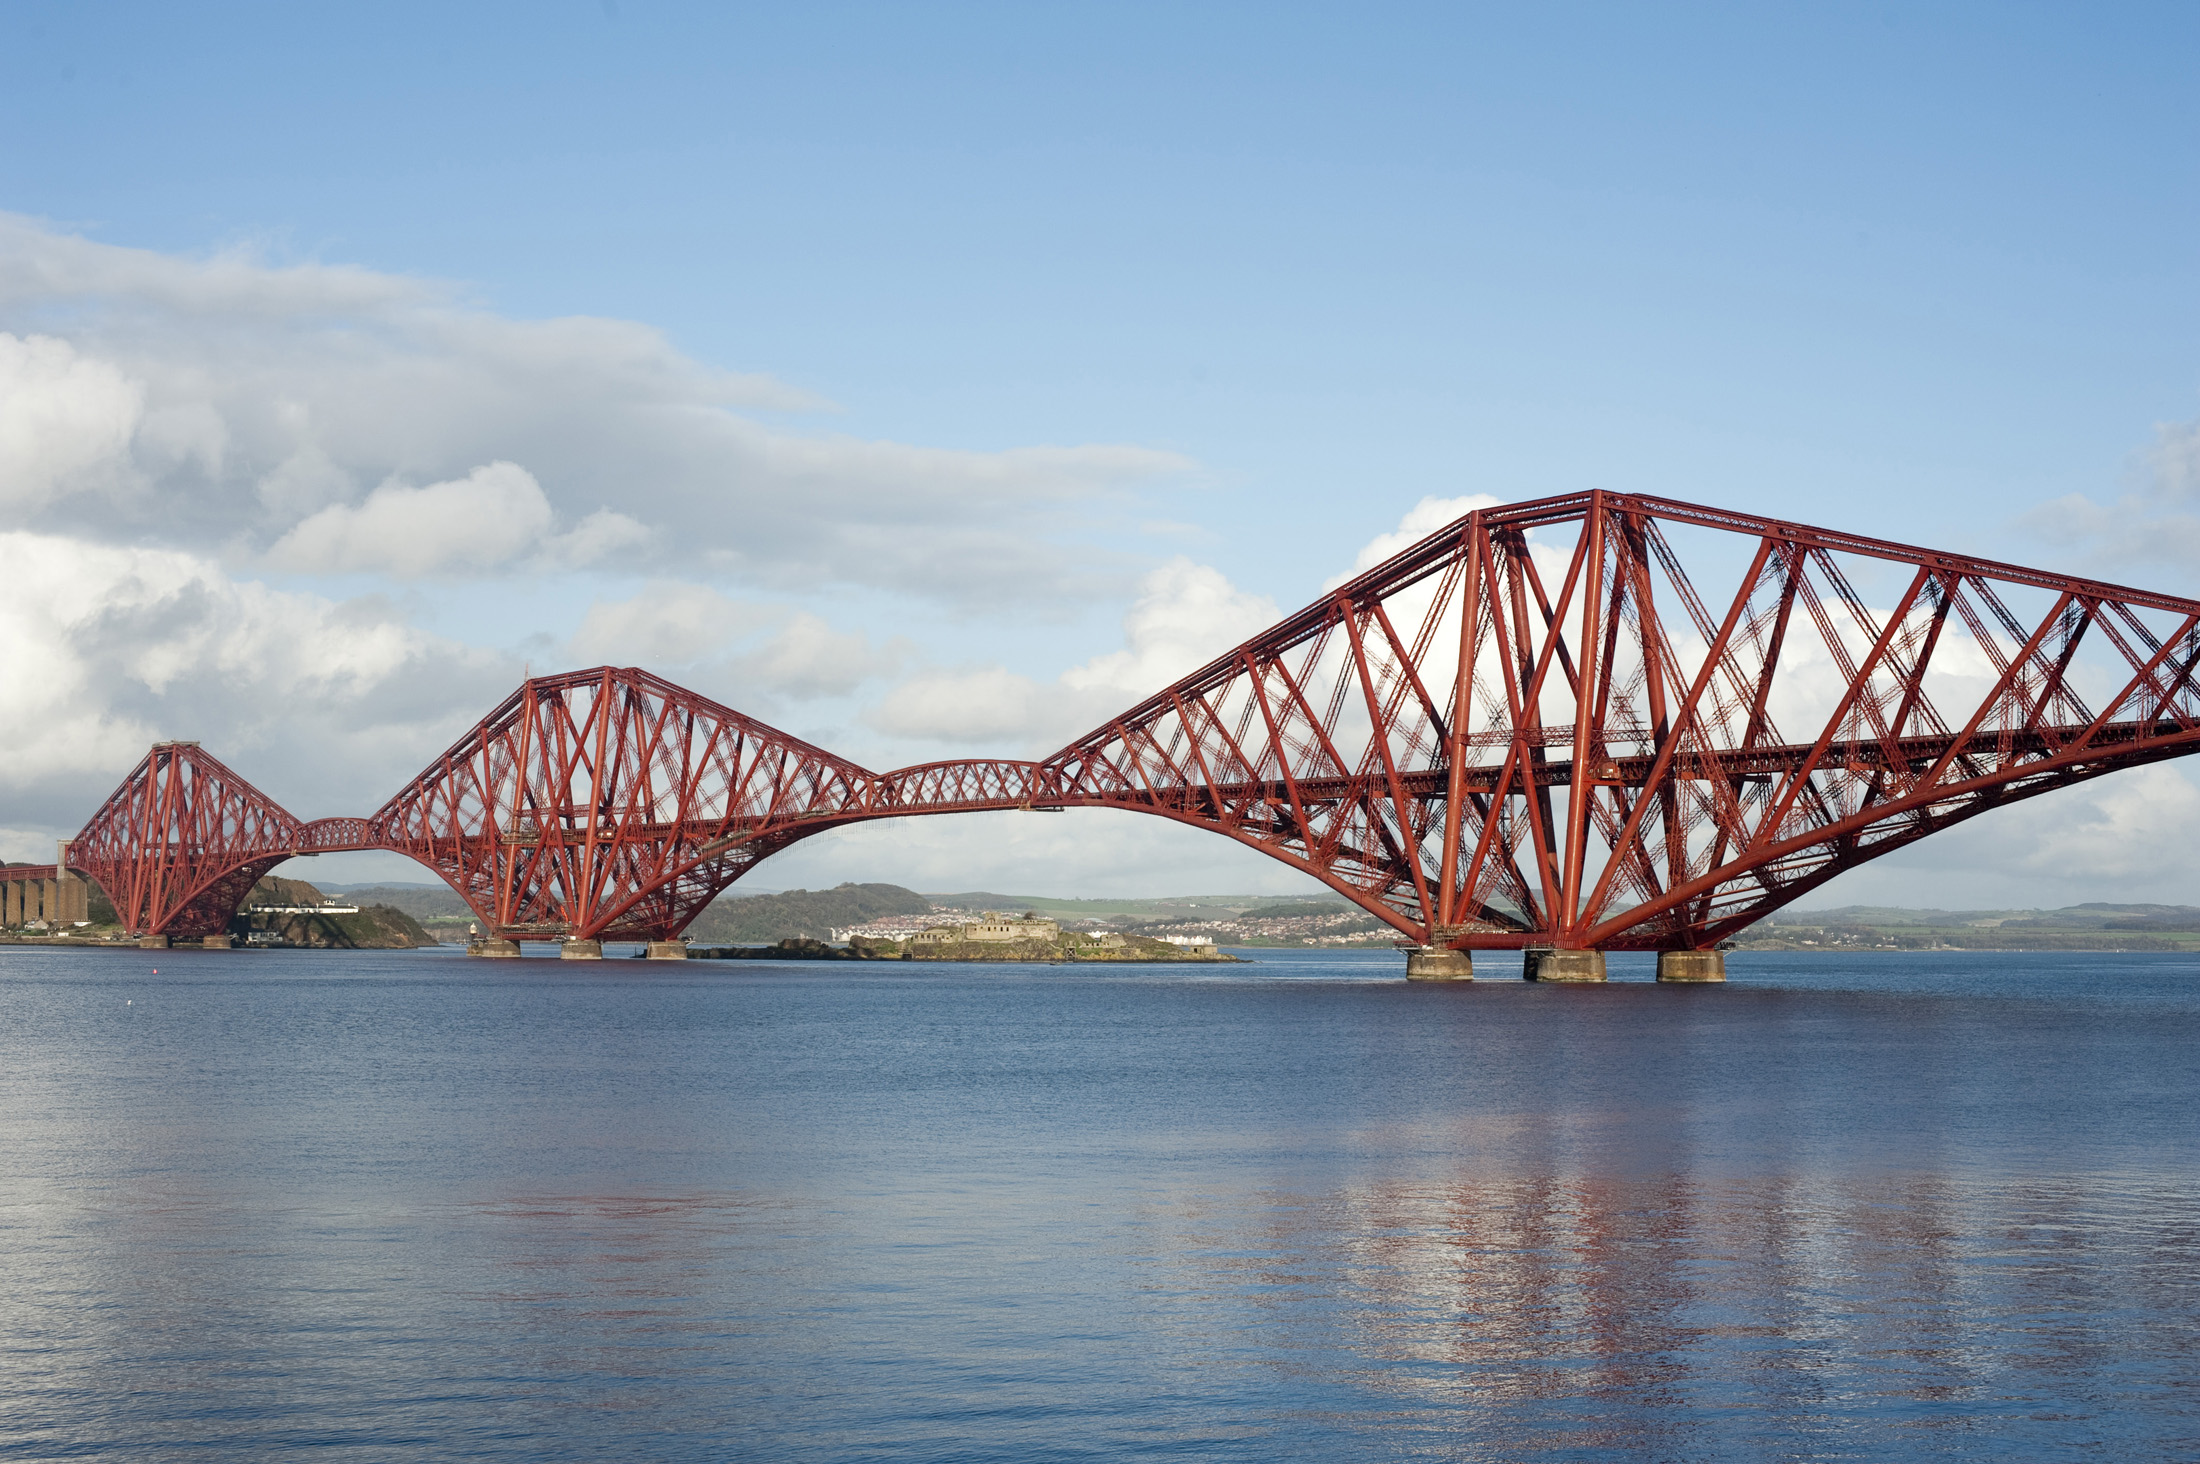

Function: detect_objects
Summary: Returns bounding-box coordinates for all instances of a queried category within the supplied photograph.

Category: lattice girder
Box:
[58,493,2200,950]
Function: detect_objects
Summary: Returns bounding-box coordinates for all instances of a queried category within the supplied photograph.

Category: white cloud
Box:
[268,461,646,576]
[1324,493,1501,591]
[568,582,904,706]
[1806,762,2200,910]
[731,612,903,701]
[1062,557,1279,700]
[0,827,65,865]
[868,556,1279,750]
[0,332,143,508]
[0,530,504,830]
[868,665,1062,746]
[2017,415,2200,588]
[135,399,228,476]
[0,213,1190,606]
[569,582,771,665]
[1993,763,2200,883]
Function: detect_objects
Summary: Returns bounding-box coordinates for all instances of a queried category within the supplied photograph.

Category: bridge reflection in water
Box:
[4,949,2187,1454]
[1140,1165,2183,1453]
[38,492,2200,973]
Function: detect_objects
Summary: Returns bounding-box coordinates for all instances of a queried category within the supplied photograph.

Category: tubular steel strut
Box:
[57,494,2200,949]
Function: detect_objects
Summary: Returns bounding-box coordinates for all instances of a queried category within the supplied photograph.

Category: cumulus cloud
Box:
[568,582,904,705]
[268,461,647,576]
[0,212,1190,606]
[864,502,1512,755]
[1061,557,1279,700]
[868,556,1279,750]
[1324,493,1501,590]
[0,531,506,828]
[866,665,1064,746]
[1809,762,2200,909]
[569,582,773,665]
[731,613,904,701]
[0,332,143,508]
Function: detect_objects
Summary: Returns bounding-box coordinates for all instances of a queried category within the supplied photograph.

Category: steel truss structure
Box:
[49,492,2200,951]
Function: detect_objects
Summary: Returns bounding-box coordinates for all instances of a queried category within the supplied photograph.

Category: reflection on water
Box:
[0,946,2194,1459]
[1144,1170,2198,1457]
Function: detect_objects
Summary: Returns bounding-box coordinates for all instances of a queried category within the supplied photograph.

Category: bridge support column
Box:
[1404,946,1472,981]
[1657,950,1726,983]
[2,880,18,925]
[560,939,604,960]
[1525,949,1606,982]
[139,934,170,950]
[202,935,233,950]
[646,941,688,960]
[468,939,521,958]
[55,841,87,923]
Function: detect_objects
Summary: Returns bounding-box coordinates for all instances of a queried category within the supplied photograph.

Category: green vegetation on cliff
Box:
[234,877,438,948]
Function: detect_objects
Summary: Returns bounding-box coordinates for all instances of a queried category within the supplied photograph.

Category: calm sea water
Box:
[0,944,2193,1461]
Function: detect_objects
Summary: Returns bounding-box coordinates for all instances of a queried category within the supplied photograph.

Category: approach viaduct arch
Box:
[25,491,2200,964]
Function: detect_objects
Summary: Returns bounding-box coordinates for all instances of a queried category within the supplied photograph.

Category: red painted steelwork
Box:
[363,667,875,941]
[54,493,2200,948]
[69,742,311,938]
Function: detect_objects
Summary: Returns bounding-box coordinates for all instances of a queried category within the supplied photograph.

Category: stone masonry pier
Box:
[2,842,92,930]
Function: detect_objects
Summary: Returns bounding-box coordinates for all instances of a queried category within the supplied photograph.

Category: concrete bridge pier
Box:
[1524,949,1607,982]
[1657,950,1726,982]
[1404,946,1473,981]
[139,934,169,950]
[560,939,604,960]
[202,935,232,950]
[646,941,688,960]
[468,940,521,958]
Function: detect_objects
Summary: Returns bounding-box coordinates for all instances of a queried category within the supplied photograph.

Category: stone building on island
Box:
[904,911,1061,946]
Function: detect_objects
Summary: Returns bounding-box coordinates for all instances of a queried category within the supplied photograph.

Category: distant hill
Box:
[924,891,1346,924]
[304,879,926,941]
[1769,903,2200,929]
[333,884,475,920]
[687,883,933,943]
[1747,902,2200,950]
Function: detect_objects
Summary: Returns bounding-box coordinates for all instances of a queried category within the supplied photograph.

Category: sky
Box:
[2,1,2198,906]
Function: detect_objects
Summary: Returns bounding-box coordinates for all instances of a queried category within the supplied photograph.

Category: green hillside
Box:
[686,882,933,943]
[331,883,473,919]
[1743,902,2200,951]
[924,891,1346,923]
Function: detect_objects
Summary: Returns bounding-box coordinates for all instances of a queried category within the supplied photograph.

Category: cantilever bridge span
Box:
[28,492,2200,962]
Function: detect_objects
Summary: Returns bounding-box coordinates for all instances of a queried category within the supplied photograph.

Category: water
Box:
[0,945,2194,1461]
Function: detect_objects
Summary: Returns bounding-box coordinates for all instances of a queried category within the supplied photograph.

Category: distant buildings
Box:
[903,912,1061,946]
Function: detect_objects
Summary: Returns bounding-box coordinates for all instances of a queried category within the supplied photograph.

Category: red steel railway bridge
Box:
[16,491,2200,982]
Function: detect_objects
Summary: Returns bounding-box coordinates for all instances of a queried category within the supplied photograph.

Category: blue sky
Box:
[2,2,2198,901]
